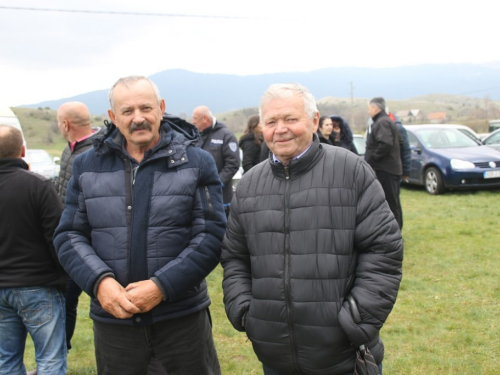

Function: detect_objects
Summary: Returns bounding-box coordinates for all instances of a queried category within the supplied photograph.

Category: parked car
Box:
[404,125,500,195]
[482,128,500,152]
[353,134,366,157]
[24,149,60,183]
[231,149,244,193]
[441,124,482,144]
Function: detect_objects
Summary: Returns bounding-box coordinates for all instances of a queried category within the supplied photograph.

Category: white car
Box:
[25,149,60,183]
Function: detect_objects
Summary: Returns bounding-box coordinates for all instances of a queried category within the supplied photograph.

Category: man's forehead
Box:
[262,97,305,117]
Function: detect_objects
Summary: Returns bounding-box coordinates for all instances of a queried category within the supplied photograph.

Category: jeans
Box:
[263,362,383,375]
[65,279,83,350]
[93,309,220,375]
[0,286,67,375]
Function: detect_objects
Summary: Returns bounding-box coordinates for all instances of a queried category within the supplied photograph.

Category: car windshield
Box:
[415,129,478,149]
[26,151,52,164]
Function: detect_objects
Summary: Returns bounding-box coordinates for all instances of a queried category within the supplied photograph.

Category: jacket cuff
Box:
[151,277,169,301]
[92,272,115,297]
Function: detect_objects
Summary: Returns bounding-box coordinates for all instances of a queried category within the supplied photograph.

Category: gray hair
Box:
[259,83,318,120]
[0,124,23,158]
[369,97,386,112]
[108,76,161,110]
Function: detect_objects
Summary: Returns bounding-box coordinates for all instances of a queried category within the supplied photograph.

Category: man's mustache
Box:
[129,121,153,133]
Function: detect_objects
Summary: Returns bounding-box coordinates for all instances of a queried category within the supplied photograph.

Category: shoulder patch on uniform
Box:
[229,142,238,152]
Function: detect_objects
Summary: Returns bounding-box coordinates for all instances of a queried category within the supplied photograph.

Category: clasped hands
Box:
[96,277,163,319]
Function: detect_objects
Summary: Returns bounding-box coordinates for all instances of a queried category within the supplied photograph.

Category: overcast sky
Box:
[0,0,498,107]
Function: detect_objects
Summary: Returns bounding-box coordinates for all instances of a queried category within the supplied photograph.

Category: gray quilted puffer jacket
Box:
[221,138,403,375]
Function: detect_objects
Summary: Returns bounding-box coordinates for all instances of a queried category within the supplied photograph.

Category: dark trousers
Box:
[375,170,403,229]
[263,362,383,375]
[93,309,220,375]
[65,279,83,350]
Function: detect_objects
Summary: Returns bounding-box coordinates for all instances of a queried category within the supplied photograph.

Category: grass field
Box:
[23,187,500,374]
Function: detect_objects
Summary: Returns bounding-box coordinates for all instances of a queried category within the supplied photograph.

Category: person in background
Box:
[330,115,358,154]
[55,101,104,352]
[221,83,403,375]
[387,109,411,183]
[317,115,336,145]
[238,114,263,173]
[365,97,403,229]
[54,76,225,374]
[192,106,240,216]
[0,124,67,375]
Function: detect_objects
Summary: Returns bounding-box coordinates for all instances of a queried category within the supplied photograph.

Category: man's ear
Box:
[20,145,26,158]
[108,109,116,123]
[312,112,320,133]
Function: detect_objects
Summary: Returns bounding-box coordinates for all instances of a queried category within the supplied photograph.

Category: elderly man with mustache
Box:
[54,76,225,375]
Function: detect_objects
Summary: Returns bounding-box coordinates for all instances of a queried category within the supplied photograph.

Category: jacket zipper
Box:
[283,166,301,373]
[124,158,134,285]
[204,186,215,219]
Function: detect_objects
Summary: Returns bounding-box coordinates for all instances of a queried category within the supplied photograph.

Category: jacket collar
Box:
[269,135,324,180]
[0,158,29,171]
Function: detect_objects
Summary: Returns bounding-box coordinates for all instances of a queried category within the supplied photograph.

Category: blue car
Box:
[404,125,500,195]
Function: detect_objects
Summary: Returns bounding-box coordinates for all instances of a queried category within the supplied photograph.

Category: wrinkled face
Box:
[261,94,319,165]
[368,103,380,118]
[108,80,165,151]
[320,118,333,137]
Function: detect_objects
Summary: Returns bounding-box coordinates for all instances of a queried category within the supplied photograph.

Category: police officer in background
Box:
[192,106,240,216]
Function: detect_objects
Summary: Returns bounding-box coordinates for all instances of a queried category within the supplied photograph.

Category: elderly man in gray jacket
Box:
[221,83,403,375]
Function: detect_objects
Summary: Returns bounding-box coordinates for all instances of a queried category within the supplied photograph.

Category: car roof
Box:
[404,124,478,134]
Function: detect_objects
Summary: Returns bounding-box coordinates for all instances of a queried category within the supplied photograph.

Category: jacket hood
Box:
[94,114,199,155]
[329,115,354,143]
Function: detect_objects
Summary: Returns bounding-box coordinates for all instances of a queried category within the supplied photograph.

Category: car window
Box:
[407,131,420,148]
[415,129,478,148]
[484,132,500,145]
[353,136,366,155]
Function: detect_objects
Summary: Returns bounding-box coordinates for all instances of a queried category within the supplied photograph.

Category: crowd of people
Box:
[0,77,406,375]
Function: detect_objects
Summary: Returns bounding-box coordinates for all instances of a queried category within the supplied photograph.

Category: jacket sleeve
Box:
[397,124,412,176]
[338,159,403,347]
[37,179,64,272]
[151,151,227,302]
[220,190,252,332]
[219,131,241,185]
[53,156,114,298]
[369,119,395,162]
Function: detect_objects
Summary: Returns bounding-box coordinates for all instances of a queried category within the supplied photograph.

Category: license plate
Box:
[484,170,500,179]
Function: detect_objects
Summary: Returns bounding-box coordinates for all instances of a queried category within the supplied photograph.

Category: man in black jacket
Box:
[192,105,240,216]
[221,84,403,375]
[0,124,67,374]
[365,97,403,229]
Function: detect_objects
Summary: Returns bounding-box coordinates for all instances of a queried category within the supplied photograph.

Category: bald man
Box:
[192,106,240,216]
[55,101,105,352]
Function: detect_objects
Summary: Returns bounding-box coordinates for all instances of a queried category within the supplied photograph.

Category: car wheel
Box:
[425,167,445,195]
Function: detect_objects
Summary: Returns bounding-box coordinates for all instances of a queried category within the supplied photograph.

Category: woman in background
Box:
[330,115,358,155]
[239,114,263,173]
[317,116,336,145]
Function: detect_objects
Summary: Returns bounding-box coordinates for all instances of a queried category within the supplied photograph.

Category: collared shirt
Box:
[70,130,97,152]
[272,142,313,164]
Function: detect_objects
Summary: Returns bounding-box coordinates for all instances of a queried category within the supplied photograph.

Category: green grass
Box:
[22,187,500,374]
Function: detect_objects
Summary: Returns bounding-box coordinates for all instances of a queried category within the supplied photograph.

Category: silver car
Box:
[25,149,60,183]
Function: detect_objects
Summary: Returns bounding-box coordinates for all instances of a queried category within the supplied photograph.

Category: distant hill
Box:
[23,63,500,116]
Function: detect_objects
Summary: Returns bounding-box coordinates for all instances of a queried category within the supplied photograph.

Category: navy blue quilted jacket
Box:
[54,114,226,325]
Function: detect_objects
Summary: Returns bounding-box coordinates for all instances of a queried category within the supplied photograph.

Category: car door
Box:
[407,130,425,184]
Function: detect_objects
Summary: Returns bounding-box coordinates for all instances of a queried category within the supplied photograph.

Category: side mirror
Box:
[410,145,421,154]
[53,156,61,164]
